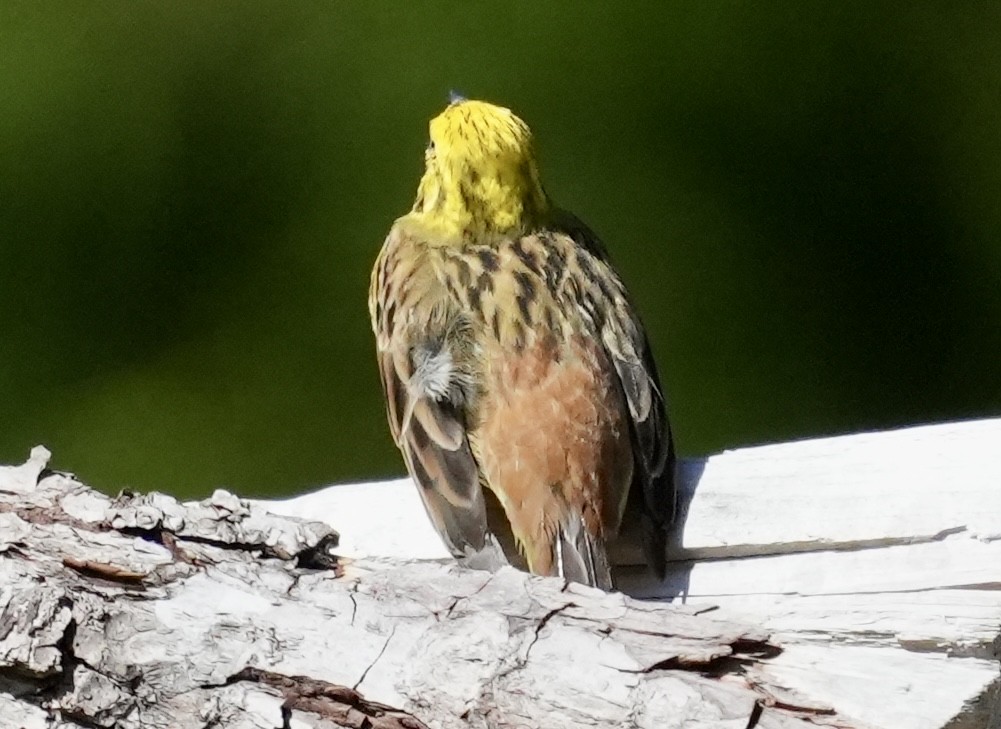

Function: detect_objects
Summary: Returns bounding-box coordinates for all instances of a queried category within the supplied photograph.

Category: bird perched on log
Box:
[369,95,675,589]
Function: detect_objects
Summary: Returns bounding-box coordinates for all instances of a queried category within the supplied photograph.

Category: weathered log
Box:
[267,418,1001,729]
[1,418,1000,728]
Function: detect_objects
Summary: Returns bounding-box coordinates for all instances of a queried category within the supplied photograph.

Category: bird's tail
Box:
[556,517,613,590]
[481,488,614,589]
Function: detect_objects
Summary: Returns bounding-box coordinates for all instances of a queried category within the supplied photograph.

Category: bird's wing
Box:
[611,335,676,575]
[377,346,492,558]
[371,228,493,560]
[555,213,677,576]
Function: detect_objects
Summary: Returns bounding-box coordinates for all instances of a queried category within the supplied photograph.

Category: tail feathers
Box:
[556,518,613,590]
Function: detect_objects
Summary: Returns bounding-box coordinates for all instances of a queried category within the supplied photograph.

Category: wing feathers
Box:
[378,346,489,554]
[555,214,677,579]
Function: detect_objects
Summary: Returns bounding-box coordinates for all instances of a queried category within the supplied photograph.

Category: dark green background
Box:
[3,3,999,498]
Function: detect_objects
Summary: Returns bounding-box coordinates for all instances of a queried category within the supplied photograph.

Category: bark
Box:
[2,419,1000,729]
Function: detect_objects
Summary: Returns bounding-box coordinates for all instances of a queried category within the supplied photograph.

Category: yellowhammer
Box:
[369,95,675,589]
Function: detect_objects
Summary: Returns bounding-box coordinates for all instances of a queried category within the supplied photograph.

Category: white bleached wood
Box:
[262,417,1001,729]
[0,693,52,729]
[676,418,1001,555]
[270,475,449,560]
[748,644,998,729]
[2,418,998,728]
[2,447,866,729]
[271,418,1001,563]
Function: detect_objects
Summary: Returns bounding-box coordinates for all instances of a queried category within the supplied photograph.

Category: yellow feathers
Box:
[411,99,550,241]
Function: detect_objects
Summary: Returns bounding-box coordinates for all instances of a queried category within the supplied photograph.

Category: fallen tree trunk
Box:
[1,418,1000,728]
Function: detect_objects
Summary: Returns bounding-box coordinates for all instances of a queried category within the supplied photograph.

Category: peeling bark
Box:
[0,446,866,728]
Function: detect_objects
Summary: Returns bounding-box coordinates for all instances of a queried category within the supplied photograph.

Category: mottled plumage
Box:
[369,98,675,589]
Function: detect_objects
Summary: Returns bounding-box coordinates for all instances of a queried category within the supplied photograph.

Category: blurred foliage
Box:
[1,2,999,497]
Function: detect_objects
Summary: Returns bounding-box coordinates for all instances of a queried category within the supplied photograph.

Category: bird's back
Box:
[371,214,674,589]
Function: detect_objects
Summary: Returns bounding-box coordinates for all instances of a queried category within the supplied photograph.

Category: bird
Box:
[369,96,675,589]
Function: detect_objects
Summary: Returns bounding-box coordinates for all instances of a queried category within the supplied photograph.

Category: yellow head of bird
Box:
[413,97,549,239]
